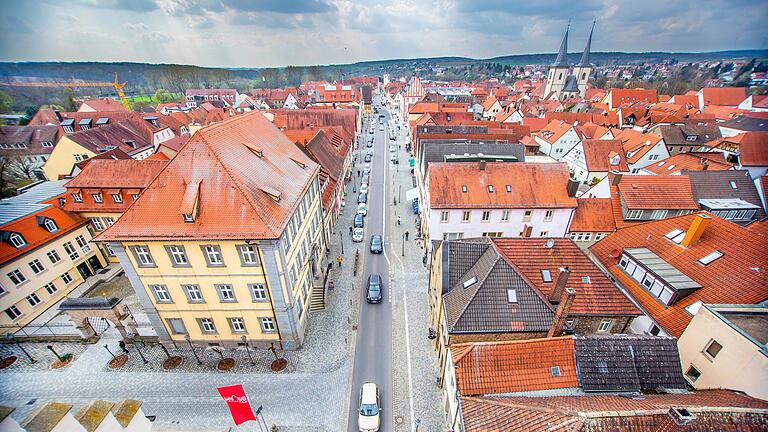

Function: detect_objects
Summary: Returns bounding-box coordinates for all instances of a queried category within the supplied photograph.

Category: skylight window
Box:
[505,185,512,193]
[665,229,684,240]
[581,276,591,284]
[541,269,552,282]
[507,289,517,303]
[729,181,737,189]
[461,185,468,193]
[657,161,665,167]
[698,250,723,265]
[463,276,478,289]
[550,366,561,377]
[488,185,494,193]
[666,164,676,171]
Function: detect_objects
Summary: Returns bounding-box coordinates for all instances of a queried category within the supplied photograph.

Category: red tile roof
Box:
[700,87,747,107]
[671,94,699,108]
[642,152,732,175]
[569,198,616,232]
[98,111,319,241]
[608,88,657,108]
[746,219,768,236]
[451,337,578,397]
[582,139,629,172]
[493,238,639,316]
[538,120,578,144]
[591,213,768,337]
[79,98,126,112]
[428,162,577,209]
[738,131,768,167]
[0,205,86,263]
[616,175,697,210]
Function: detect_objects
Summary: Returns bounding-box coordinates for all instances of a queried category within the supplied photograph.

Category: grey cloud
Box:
[80,0,159,11]
[222,0,335,14]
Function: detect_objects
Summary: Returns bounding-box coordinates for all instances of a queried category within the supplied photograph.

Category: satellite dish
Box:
[545,239,555,249]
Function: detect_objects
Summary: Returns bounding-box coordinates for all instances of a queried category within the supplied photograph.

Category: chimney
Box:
[610,172,623,186]
[566,179,579,198]
[680,214,711,247]
[479,160,486,171]
[548,267,571,303]
[701,159,709,170]
[547,288,576,338]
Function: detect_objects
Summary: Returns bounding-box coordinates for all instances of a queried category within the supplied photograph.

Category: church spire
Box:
[552,22,570,67]
[579,20,596,67]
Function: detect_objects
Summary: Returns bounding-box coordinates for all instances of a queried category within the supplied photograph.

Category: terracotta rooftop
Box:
[591,213,768,337]
[616,175,698,210]
[642,152,732,175]
[569,198,616,232]
[738,131,768,167]
[700,87,747,107]
[493,238,639,316]
[428,162,577,209]
[614,128,664,164]
[98,111,319,241]
[65,120,153,155]
[79,98,126,112]
[582,139,629,172]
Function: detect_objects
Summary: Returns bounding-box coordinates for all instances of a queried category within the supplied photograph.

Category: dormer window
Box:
[9,233,26,248]
[461,185,468,193]
[92,193,103,203]
[61,119,75,133]
[123,139,136,149]
[505,185,511,193]
[183,213,195,223]
[41,141,53,148]
[685,135,697,141]
[72,193,83,203]
[112,194,122,203]
[488,185,494,193]
[729,181,737,189]
[78,118,92,131]
[96,117,109,126]
[43,219,58,233]
[131,194,139,201]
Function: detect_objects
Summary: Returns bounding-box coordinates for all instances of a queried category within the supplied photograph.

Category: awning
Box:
[405,187,419,202]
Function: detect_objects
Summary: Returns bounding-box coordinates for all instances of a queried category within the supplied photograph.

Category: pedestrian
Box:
[405,231,409,241]
[349,226,353,234]
[397,215,401,226]
[118,340,128,354]
[337,255,343,267]
[357,169,360,177]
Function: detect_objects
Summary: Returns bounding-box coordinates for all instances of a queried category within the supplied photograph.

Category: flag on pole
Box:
[217,384,257,425]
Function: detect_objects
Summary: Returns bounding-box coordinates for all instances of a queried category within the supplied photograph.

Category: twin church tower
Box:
[543,21,596,101]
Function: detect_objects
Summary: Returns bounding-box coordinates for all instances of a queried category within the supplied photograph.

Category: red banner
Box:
[217,384,256,425]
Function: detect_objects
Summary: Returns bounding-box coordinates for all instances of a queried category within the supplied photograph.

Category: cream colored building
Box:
[98,112,325,349]
[0,181,107,328]
[678,304,768,400]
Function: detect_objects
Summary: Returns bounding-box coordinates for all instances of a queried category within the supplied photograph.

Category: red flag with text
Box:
[217,384,256,425]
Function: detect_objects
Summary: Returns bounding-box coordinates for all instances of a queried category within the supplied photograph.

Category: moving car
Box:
[366,141,373,148]
[379,125,384,131]
[366,274,383,304]
[389,145,396,152]
[352,227,364,242]
[370,235,383,254]
[358,382,380,432]
[390,153,398,162]
[357,203,368,216]
[354,214,364,228]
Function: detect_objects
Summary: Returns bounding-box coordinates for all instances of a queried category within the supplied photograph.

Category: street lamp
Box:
[402,232,406,257]
[131,336,148,364]
[241,335,255,366]
[5,332,36,364]
[184,334,202,365]
[415,418,421,432]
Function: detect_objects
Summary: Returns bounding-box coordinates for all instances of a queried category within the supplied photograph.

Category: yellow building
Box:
[678,304,768,400]
[98,112,325,349]
[0,181,107,328]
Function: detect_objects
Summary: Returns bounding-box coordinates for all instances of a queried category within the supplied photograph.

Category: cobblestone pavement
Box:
[0,341,90,372]
[388,121,444,431]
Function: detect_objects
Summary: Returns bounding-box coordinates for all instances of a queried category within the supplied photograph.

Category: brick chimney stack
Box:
[548,288,576,338]
[479,160,486,171]
[548,267,570,304]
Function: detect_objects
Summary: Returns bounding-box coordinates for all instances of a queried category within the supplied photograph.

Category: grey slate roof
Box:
[578,21,595,67]
[685,169,766,222]
[442,238,554,334]
[658,124,722,146]
[418,140,525,178]
[0,180,68,225]
[575,335,688,392]
[553,26,569,67]
[563,75,580,93]
[720,115,768,132]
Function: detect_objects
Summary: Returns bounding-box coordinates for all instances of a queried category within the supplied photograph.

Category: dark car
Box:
[364,154,372,162]
[366,141,373,148]
[370,235,383,254]
[354,214,364,228]
[366,274,383,304]
[358,192,367,204]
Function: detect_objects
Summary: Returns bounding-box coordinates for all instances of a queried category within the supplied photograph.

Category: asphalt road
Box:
[347,98,394,432]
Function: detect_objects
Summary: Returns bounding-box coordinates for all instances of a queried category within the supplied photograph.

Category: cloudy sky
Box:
[0,0,766,68]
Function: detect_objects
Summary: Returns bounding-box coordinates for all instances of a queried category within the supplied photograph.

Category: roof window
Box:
[541,269,552,282]
[505,185,511,193]
[698,250,723,265]
[581,276,591,284]
[488,185,494,193]
[462,276,477,289]
[729,181,737,189]
[461,185,467,193]
[550,366,561,377]
[665,228,685,244]
[506,289,517,303]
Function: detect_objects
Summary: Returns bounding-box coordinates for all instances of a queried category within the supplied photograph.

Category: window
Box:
[43,219,58,232]
[29,259,45,274]
[9,233,26,248]
[440,211,449,223]
[238,244,260,266]
[507,289,518,303]
[198,318,216,333]
[249,283,268,302]
[74,154,82,162]
[550,366,561,377]
[488,185,494,193]
[729,180,738,189]
[229,317,246,333]
[183,284,204,303]
[523,210,532,222]
[131,246,154,267]
[501,210,510,222]
[541,269,552,282]
[626,209,642,219]
[92,193,103,203]
[698,250,723,265]
[183,213,194,223]
[166,245,189,266]
[461,185,467,193]
[461,211,471,222]
[641,273,656,289]
[104,217,114,226]
[44,282,58,295]
[7,269,26,285]
[463,276,478,289]
[202,245,224,266]
[703,339,722,359]
[216,284,236,302]
[685,365,701,381]
[260,317,276,333]
[650,209,668,220]
[598,320,612,332]
[650,324,662,336]
[26,293,41,307]
[111,193,122,203]
[131,194,139,201]
[62,272,73,284]
[150,284,172,303]
[72,193,83,203]
[63,241,79,260]
[75,235,89,252]
[4,305,22,320]
[167,318,186,334]
[91,218,104,231]
[659,287,674,305]
[539,231,549,237]
[505,185,512,193]
[481,211,490,222]
[544,210,554,222]
[581,276,591,284]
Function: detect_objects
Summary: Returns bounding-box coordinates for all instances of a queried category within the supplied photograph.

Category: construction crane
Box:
[0,72,131,110]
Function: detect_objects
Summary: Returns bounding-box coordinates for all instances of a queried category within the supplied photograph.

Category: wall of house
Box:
[570,315,633,335]
[628,140,669,172]
[562,142,588,182]
[0,224,105,327]
[42,136,96,180]
[440,349,463,432]
[549,129,581,160]
[82,211,124,263]
[450,331,548,344]
[427,207,574,242]
[628,314,670,337]
[678,307,768,400]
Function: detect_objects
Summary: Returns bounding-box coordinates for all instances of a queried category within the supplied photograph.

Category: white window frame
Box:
[249,283,268,302]
[481,210,491,222]
[29,259,45,274]
[72,193,83,203]
[4,305,22,320]
[598,319,612,332]
[461,211,471,222]
[62,272,73,284]
[26,292,41,307]
[167,245,189,266]
[703,339,723,360]
[43,219,58,232]
[501,210,510,222]
[44,282,58,295]
[440,211,449,223]
[650,209,668,220]
[111,193,123,203]
[199,318,216,333]
[9,233,26,248]
[91,218,104,231]
[229,317,246,333]
[92,193,103,203]
[151,284,172,303]
[132,246,154,267]
[202,245,224,266]
[8,269,26,285]
[626,209,642,220]
[216,284,236,302]
[544,210,554,222]
[183,284,204,303]
[260,317,277,333]
[238,244,260,266]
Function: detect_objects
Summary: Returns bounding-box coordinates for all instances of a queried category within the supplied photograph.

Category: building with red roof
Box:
[697,87,747,109]
[603,88,657,110]
[78,98,127,112]
[562,139,629,184]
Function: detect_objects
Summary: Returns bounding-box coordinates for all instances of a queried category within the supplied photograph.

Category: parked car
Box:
[390,153,398,162]
[357,203,368,216]
[358,382,380,432]
[379,125,384,131]
[366,141,373,148]
[364,154,372,162]
[354,214,364,228]
[361,175,370,186]
[366,274,383,304]
[389,145,396,152]
[358,192,367,204]
[352,227,364,242]
[363,167,371,176]
[370,235,383,254]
